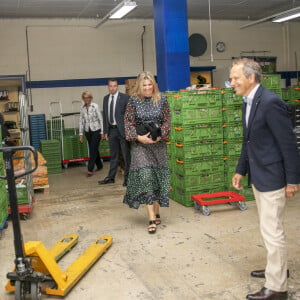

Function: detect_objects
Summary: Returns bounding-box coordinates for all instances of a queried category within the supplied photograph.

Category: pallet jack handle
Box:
[0,146,38,261]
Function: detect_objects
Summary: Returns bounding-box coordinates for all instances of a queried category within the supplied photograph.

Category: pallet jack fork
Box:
[1,146,113,299]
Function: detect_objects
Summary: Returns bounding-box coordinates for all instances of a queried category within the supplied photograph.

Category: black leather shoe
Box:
[251,269,290,279]
[98,177,115,185]
[246,287,287,299]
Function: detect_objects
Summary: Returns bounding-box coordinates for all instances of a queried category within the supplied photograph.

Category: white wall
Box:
[0,18,299,122]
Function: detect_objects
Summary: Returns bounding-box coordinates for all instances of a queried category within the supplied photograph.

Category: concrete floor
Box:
[0,162,300,300]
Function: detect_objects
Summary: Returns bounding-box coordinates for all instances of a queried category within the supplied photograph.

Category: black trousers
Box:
[85,129,102,172]
[108,128,131,180]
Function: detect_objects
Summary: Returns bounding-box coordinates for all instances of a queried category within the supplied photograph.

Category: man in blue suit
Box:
[230,59,300,300]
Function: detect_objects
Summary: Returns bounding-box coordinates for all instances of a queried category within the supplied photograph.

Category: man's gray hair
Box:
[232,58,262,83]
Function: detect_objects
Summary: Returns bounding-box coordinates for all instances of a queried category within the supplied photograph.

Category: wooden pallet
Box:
[33,184,50,194]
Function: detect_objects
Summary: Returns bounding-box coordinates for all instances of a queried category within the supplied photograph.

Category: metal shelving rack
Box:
[7,92,34,219]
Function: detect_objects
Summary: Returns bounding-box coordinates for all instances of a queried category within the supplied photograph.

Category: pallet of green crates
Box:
[40,139,62,174]
[171,123,223,143]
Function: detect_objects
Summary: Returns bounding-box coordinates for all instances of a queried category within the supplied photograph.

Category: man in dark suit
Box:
[230,59,300,300]
[99,79,130,186]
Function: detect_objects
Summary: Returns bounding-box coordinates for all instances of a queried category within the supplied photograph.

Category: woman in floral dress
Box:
[123,71,171,234]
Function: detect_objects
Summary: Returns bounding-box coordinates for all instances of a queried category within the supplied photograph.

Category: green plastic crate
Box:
[223,107,243,123]
[171,123,223,143]
[223,140,243,156]
[222,89,243,106]
[223,124,243,139]
[174,171,225,189]
[172,106,223,125]
[175,141,224,160]
[174,158,224,176]
[167,90,223,110]
[261,74,281,89]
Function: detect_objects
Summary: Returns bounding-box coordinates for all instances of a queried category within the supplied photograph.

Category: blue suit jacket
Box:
[236,85,300,192]
[102,92,129,138]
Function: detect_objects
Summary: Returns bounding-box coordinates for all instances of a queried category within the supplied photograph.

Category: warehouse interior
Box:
[0,0,300,299]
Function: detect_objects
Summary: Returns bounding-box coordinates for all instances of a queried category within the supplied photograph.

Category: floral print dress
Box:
[123,95,171,209]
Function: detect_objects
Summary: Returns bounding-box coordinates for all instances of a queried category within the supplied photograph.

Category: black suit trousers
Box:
[85,129,103,172]
[108,128,130,179]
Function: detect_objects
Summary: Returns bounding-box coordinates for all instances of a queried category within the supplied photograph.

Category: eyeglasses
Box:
[83,97,92,100]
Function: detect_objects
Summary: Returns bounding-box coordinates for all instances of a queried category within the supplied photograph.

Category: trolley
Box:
[49,101,89,168]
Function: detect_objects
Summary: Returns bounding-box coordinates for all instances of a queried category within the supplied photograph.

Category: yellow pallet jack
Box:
[1,146,112,299]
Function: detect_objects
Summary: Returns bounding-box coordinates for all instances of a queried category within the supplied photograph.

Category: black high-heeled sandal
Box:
[148,220,157,234]
[155,214,161,225]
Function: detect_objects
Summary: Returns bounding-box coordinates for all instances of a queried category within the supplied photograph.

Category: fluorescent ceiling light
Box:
[241,6,300,29]
[272,8,300,22]
[109,1,137,19]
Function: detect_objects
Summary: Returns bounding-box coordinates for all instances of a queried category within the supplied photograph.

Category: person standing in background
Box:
[99,79,130,186]
[123,71,170,234]
[230,58,300,300]
[79,91,103,177]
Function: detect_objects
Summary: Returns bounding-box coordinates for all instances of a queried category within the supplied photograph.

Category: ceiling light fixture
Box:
[241,6,300,29]
[109,1,137,19]
[272,7,300,22]
[95,0,137,28]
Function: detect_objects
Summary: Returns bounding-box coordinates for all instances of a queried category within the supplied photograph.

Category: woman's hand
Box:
[79,135,83,143]
[137,133,156,144]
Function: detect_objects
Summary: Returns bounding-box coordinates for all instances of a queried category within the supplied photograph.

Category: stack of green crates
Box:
[40,139,62,174]
[0,130,8,227]
[167,89,225,207]
[261,74,282,99]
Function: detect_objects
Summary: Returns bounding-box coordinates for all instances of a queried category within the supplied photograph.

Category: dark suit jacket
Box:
[236,85,300,192]
[102,92,130,138]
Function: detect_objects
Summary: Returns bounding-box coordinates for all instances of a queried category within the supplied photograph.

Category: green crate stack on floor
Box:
[167,89,225,207]
[222,89,255,201]
[261,74,282,99]
[40,139,62,174]
[165,91,178,200]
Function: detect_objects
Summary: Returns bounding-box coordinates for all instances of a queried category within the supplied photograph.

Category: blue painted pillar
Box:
[153,0,190,91]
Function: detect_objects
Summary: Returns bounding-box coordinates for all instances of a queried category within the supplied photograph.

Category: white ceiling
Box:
[0,0,299,21]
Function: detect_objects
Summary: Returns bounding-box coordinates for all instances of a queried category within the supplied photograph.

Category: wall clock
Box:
[216,41,226,53]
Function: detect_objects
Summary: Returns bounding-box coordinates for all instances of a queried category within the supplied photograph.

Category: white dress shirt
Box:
[244,84,260,127]
[108,91,119,125]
